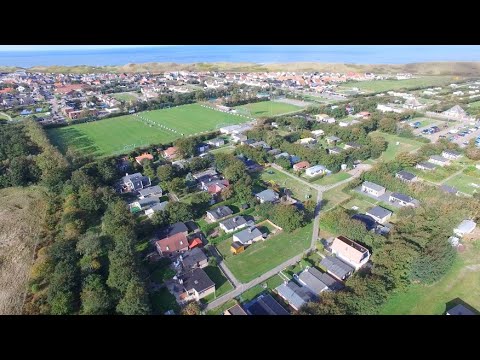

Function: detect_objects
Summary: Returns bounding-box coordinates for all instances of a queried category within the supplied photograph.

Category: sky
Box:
[0,45,172,52]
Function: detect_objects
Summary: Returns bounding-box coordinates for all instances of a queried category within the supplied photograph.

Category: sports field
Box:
[339,76,454,93]
[47,104,247,157]
[235,101,302,118]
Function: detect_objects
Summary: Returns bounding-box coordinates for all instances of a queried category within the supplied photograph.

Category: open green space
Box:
[408,117,437,128]
[312,172,351,186]
[371,131,424,162]
[339,76,454,93]
[341,197,377,214]
[467,100,480,109]
[235,101,302,118]
[321,183,352,211]
[380,242,480,315]
[111,92,138,102]
[202,266,234,303]
[408,164,463,183]
[150,288,180,315]
[259,168,316,200]
[219,223,313,283]
[443,173,480,195]
[209,145,236,155]
[237,274,284,303]
[47,103,247,157]
[206,299,238,315]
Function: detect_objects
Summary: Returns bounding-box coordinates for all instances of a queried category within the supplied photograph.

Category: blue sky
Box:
[0,45,173,51]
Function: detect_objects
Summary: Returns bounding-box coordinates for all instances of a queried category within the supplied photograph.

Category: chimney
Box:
[233,218,237,223]
[126,172,129,176]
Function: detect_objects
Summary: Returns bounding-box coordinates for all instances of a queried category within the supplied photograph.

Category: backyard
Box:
[408,164,463,183]
[202,265,234,303]
[370,131,424,162]
[111,92,139,102]
[235,100,303,117]
[443,173,480,195]
[259,168,317,200]
[150,288,180,315]
[321,183,352,211]
[312,172,351,186]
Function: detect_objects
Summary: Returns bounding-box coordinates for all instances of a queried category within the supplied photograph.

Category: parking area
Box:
[414,119,480,148]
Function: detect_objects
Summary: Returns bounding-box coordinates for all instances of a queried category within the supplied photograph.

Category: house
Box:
[440,184,459,195]
[361,181,386,197]
[403,97,424,110]
[326,135,341,145]
[145,201,168,218]
[448,236,460,247]
[129,197,160,213]
[274,152,290,160]
[120,172,151,192]
[396,170,417,183]
[158,222,189,238]
[366,206,392,224]
[454,219,476,237]
[330,236,370,270]
[299,137,316,145]
[320,256,355,281]
[135,152,154,165]
[314,114,335,123]
[219,216,248,233]
[389,192,418,207]
[429,155,450,167]
[344,142,362,150]
[245,294,289,315]
[206,206,234,222]
[446,304,477,315]
[293,161,310,171]
[197,143,210,154]
[328,147,343,155]
[179,268,215,302]
[155,232,189,257]
[163,146,178,160]
[255,189,279,203]
[442,150,462,160]
[275,281,316,311]
[416,161,437,171]
[193,168,218,182]
[311,129,325,137]
[230,241,245,255]
[138,185,163,199]
[305,164,330,177]
[205,179,230,196]
[231,133,247,143]
[233,227,264,245]
[181,247,208,270]
[296,266,343,295]
[442,105,471,121]
[223,304,247,315]
[357,111,371,119]
[207,138,225,147]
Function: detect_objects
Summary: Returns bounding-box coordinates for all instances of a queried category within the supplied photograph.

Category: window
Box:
[180,241,183,245]
[166,246,169,251]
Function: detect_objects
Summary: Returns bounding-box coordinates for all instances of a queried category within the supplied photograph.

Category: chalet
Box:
[326,136,341,145]
[120,172,151,193]
[290,155,301,164]
[129,197,160,213]
[275,281,316,311]
[330,236,370,270]
[205,179,229,196]
[344,142,362,150]
[361,181,386,197]
[320,256,354,281]
[223,304,247,315]
[250,141,271,150]
[441,105,473,121]
[389,192,418,207]
[299,137,316,145]
[193,168,218,183]
[440,184,459,195]
[232,227,264,245]
[293,161,310,171]
[245,294,289,315]
[255,189,280,203]
[416,161,437,171]
[138,185,163,199]
[144,201,168,218]
[311,129,325,137]
[329,147,343,155]
[429,155,450,167]
[403,97,424,110]
[454,220,476,237]
[305,164,330,177]
[206,206,234,222]
[231,133,247,143]
[181,247,208,270]
[442,150,462,160]
[366,206,392,224]
[219,216,248,233]
[314,114,335,123]
[179,268,215,302]
[274,152,290,160]
[356,111,371,119]
[230,241,245,255]
[296,267,343,295]
[207,138,225,147]
[395,170,417,183]
[163,146,178,160]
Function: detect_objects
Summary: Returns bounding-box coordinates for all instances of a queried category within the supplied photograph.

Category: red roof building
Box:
[188,238,203,249]
[163,146,178,159]
[135,152,154,165]
[155,232,189,257]
[293,161,310,171]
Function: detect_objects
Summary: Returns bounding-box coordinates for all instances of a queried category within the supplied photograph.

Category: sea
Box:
[1,45,480,68]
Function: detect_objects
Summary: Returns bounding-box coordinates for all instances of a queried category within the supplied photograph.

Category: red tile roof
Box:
[135,152,154,164]
[293,161,310,170]
[54,84,85,94]
[156,232,188,253]
[188,238,203,249]
[164,146,178,158]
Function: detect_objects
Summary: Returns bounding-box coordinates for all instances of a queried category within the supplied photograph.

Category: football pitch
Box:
[47,104,248,157]
[235,101,303,117]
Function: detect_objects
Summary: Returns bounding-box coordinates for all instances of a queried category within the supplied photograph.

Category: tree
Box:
[142,159,156,181]
[95,158,118,184]
[234,177,254,204]
[181,301,201,315]
[80,274,112,315]
[101,200,136,241]
[275,156,291,170]
[116,276,151,315]
[220,186,234,201]
[271,204,304,232]
[165,177,186,195]
[106,243,137,294]
[223,160,247,182]
[175,137,198,158]
[166,202,192,223]
[379,117,397,134]
[76,232,104,272]
[214,153,236,173]
[47,259,79,315]
[190,192,213,218]
[157,164,176,182]
[151,210,169,228]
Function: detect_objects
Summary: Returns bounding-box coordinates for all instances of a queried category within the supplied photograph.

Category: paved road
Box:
[311,190,323,249]
[209,246,241,287]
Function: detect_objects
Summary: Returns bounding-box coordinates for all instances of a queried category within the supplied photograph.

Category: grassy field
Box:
[339,76,454,93]
[409,164,463,183]
[467,101,480,109]
[111,92,138,102]
[206,299,238,315]
[202,266,234,303]
[444,173,480,195]
[209,145,236,155]
[408,117,437,128]
[48,104,247,157]
[236,274,284,303]
[221,223,313,283]
[312,172,351,186]
[259,168,316,200]
[235,101,302,118]
[150,288,180,315]
[371,131,424,162]
[0,186,47,315]
[380,241,480,315]
[341,197,377,214]
[321,183,352,211]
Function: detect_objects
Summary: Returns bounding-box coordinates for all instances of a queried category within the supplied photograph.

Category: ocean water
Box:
[1,45,480,68]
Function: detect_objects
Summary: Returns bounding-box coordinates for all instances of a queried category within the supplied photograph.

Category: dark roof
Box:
[318,272,344,291]
[443,149,461,156]
[225,304,247,315]
[440,184,458,194]
[396,170,416,181]
[207,205,233,220]
[255,189,279,202]
[182,268,215,293]
[246,294,289,315]
[157,222,188,238]
[329,146,343,153]
[297,268,329,294]
[219,216,247,231]
[417,161,436,169]
[346,141,361,148]
[366,206,392,220]
[231,241,244,250]
[276,281,316,309]
[447,304,477,315]
[181,247,208,269]
[233,227,263,244]
[352,214,377,231]
[320,256,354,279]
[138,185,162,197]
[390,192,414,203]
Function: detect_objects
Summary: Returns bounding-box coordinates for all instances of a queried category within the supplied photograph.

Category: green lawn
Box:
[150,288,180,315]
[259,168,316,200]
[370,131,424,162]
[313,172,351,186]
[47,103,247,157]
[111,92,138,102]
[408,164,463,183]
[235,101,302,118]
[408,117,437,128]
[151,265,175,283]
[202,266,234,303]
[206,299,238,315]
[380,242,480,315]
[221,223,313,283]
[444,173,480,195]
[237,275,284,303]
[321,183,352,211]
[339,76,454,93]
[341,197,377,213]
[467,101,480,109]
[209,145,236,155]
